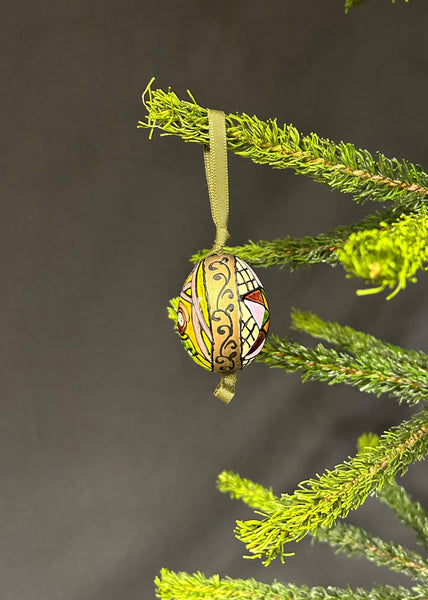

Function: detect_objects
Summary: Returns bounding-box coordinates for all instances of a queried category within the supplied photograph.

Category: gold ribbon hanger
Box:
[203,109,237,403]
[204,109,231,255]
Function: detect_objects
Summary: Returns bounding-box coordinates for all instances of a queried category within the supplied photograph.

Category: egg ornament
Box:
[176,253,270,378]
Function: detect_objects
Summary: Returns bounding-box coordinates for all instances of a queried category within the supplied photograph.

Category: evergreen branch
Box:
[217,470,283,514]
[169,303,428,403]
[229,408,428,564]
[259,335,428,406]
[336,209,428,299]
[358,434,428,551]
[191,237,340,270]
[218,471,428,582]
[155,568,427,600]
[345,0,410,12]
[290,309,428,370]
[139,83,428,208]
[190,207,413,270]
[379,482,428,551]
[316,522,428,584]
[189,207,428,294]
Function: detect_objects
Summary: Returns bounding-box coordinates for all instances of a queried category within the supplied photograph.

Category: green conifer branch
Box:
[290,310,428,370]
[316,522,428,584]
[155,568,428,600]
[216,470,282,513]
[225,408,428,564]
[168,304,428,404]
[191,237,340,269]
[336,209,428,299]
[217,470,428,582]
[357,434,428,549]
[379,483,428,551]
[139,82,428,208]
[188,208,428,297]
[259,335,428,406]
[358,434,428,551]
[190,207,411,270]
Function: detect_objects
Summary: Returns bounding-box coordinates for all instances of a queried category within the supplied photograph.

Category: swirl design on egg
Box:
[177,254,269,373]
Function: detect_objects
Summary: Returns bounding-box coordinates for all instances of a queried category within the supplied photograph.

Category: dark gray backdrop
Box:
[2,1,428,598]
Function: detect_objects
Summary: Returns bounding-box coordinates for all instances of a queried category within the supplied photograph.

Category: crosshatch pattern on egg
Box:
[177,254,270,373]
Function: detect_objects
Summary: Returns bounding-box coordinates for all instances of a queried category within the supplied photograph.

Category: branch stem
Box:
[139,83,428,207]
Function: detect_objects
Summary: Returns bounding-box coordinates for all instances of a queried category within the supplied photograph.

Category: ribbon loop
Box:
[204,109,237,403]
[214,372,237,404]
[203,109,230,255]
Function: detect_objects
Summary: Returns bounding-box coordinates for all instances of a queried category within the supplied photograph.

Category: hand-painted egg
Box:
[177,253,270,373]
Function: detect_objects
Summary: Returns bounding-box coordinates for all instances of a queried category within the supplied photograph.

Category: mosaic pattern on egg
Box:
[177,254,269,373]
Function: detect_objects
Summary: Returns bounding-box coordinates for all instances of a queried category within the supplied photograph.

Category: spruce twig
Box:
[336,209,428,298]
[155,568,428,600]
[189,207,428,298]
[259,335,428,406]
[190,207,414,270]
[169,304,428,403]
[359,434,428,551]
[316,522,428,584]
[220,408,428,564]
[139,82,428,208]
[192,236,341,269]
[216,470,281,514]
[290,310,428,370]
[218,444,428,585]
[379,483,428,551]
[217,473,428,583]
